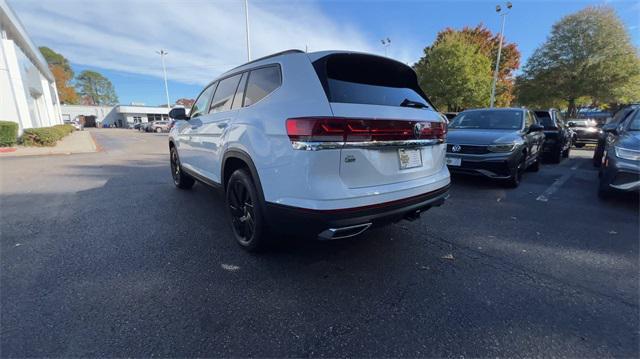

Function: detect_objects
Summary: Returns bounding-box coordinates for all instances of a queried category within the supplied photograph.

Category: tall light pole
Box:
[381,38,391,57]
[244,0,251,61]
[157,49,170,108]
[490,2,512,108]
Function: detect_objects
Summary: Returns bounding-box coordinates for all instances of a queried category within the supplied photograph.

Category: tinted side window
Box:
[191,84,216,118]
[231,72,248,110]
[244,66,282,107]
[210,74,242,114]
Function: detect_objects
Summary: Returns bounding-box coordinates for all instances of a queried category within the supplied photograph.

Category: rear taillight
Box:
[286,117,446,143]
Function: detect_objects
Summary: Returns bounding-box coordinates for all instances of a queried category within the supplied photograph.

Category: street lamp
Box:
[156,49,171,109]
[244,0,251,61]
[381,38,391,57]
[490,1,512,108]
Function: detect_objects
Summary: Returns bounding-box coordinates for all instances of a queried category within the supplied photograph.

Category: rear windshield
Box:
[449,110,523,130]
[313,54,431,109]
[534,111,555,127]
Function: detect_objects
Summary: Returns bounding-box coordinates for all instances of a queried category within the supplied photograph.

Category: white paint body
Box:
[170,50,450,210]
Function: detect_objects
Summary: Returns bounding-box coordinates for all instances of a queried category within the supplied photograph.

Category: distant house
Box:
[0,0,63,134]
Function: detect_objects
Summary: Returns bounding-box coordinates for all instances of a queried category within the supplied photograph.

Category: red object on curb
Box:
[0,148,17,153]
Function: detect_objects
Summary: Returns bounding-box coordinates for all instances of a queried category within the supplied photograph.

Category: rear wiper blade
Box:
[400,98,427,109]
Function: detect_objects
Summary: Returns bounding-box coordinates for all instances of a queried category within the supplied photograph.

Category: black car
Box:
[598,109,640,197]
[446,108,545,187]
[567,119,601,148]
[593,105,639,167]
[534,109,572,163]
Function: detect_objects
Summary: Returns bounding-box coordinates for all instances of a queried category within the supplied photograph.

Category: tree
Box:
[415,32,492,112]
[516,6,640,116]
[431,25,521,107]
[75,70,119,106]
[175,98,195,108]
[39,47,78,104]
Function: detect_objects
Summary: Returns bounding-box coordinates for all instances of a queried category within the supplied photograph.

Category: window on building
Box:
[147,114,162,122]
[244,66,282,107]
[210,74,242,114]
[133,116,142,123]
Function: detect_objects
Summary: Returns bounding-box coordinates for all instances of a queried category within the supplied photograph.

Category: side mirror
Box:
[602,123,618,134]
[529,124,544,132]
[169,107,188,120]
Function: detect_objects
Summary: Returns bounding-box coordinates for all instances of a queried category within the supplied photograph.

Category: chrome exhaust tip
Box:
[318,223,372,240]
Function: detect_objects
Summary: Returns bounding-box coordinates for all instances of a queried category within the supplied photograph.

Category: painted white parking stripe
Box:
[536,161,582,202]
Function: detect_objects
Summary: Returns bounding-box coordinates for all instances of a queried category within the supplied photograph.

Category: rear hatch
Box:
[311,53,446,189]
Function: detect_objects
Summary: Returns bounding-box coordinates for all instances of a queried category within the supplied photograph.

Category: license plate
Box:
[398,148,422,169]
[446,157,461,166]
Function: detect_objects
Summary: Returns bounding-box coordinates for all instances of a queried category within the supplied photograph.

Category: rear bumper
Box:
[264,184,450,239]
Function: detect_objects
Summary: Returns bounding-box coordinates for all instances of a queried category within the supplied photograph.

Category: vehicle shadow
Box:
[1,160,638,357]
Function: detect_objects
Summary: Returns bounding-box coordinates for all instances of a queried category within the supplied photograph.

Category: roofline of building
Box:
[0,0,54,82]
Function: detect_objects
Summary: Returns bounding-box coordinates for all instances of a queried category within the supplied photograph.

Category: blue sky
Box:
[10,0,640,106]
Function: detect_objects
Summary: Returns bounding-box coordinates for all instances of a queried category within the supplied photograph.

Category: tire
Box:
[530,154,541,172]
[549,148,562,164]
[156,127,162,133]
[598,177,611,199]
[170,146,195,189]
[593,144,604,167]
[226,168,268,252]
[504,155,525,188]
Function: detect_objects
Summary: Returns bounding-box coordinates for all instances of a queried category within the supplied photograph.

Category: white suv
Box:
[169,50,450,251]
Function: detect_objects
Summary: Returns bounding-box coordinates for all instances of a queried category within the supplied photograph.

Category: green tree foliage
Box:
[75,70,119,105]
[516,6,640,116]
[415,32,492,112]
[431,25,520,107]
[39,47,78,104]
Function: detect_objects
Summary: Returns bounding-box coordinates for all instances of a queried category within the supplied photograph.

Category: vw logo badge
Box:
[452,144,462,152]
[414,123,426,139]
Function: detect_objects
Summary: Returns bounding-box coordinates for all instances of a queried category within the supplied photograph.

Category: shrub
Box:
[0,121,19,147]
[20,124,75,147]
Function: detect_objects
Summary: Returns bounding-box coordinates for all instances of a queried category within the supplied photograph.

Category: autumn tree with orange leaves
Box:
[39,47,79,104]
[416,25,520,110]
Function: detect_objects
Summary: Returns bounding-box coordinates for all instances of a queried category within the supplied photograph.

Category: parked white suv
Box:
[169,50,450,251]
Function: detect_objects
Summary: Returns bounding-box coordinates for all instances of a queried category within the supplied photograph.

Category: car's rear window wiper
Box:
[400,98,428,109]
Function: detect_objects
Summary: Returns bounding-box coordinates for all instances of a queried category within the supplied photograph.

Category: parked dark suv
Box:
[598,109,640,197]
[535,109,572,162]
[593,105,639,167]
[568,119,601,148]
[446,108,545,187]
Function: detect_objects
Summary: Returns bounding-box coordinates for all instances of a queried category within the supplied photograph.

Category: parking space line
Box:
[536,161,582,202]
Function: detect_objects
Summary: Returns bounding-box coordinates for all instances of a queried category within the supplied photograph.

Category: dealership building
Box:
[60,104,171,128]
[0,0,62,134]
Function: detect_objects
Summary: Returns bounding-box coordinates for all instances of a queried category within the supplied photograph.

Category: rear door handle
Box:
[217,122,228,129]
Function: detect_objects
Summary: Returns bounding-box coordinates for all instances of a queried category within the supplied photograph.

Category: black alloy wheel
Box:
[505,155,525,188]
[170,147,194,189]
[226,169,266,251]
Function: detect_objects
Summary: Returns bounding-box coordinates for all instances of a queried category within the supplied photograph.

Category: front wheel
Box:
[504,156,525,188]
[170,147,195,189]
[226,169,268,252]
[156,127,162,133]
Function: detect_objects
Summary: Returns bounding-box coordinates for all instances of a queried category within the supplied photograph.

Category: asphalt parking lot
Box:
[1,129,638,357]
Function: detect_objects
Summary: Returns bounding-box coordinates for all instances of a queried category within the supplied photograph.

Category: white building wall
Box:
[0,38,32,132]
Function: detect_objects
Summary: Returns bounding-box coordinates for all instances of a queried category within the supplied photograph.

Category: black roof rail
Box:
[226,49,304,73]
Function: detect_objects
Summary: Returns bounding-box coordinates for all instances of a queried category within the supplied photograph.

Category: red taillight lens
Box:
[286,117,446,142]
